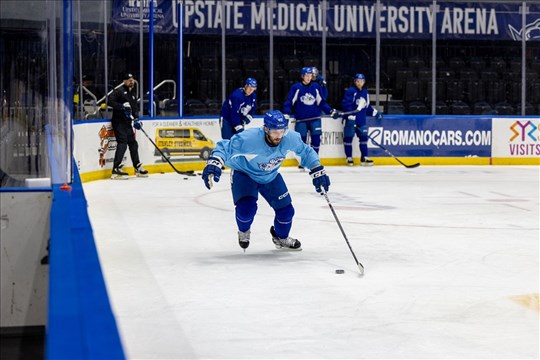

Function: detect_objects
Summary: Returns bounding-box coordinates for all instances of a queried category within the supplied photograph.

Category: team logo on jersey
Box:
[259,156,285,171]
[300,93,317,106]
[240,104,252,116]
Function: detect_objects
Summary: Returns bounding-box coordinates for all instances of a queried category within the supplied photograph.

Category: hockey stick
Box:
[291,109,360,123]
[321,190,365,276]
[367,134,420,169]
[138,126,197,176]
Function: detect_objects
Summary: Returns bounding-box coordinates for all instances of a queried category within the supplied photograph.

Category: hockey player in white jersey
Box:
[202,110,330,251]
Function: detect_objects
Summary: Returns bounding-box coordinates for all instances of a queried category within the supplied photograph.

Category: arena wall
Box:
[74,115,540,182]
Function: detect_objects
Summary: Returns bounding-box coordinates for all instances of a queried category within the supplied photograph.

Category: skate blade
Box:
[136,173,149,178]
[274,245,303,252]
[360,163,374,167]
[111,175,128,180]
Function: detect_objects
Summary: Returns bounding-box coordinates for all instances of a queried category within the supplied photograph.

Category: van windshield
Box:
[193,129,206,141]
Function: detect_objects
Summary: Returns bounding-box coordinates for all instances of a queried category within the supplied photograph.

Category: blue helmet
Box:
[311,66,319,74]
[354,73,366,81]
[301,67,313,77]
[263,110,288,130]
[245,77,257,88]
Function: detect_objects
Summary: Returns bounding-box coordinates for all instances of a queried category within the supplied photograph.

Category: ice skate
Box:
[111,167,129,180]
[346,157,354,166]
[238,230,251,251]
[270,226,302,251]
[360,157,373,167]
[135,163,149,177]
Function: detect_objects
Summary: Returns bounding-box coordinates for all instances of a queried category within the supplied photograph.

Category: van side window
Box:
[160,130,176,138]
[180,129,189,138]
[193,129,206,141]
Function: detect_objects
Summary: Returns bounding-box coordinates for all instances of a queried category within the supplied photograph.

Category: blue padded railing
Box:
[47,163,125,359]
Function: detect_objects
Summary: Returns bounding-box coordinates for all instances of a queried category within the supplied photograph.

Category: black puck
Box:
[335,269,345,274]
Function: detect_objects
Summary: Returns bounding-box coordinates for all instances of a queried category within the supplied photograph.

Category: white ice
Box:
[83,166,540,360]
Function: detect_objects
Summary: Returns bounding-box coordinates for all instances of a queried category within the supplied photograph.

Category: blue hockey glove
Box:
[309,165,330,194]
[234,124,244,133]
[133,119,142,130]
[330,109,342,119]
[202,156,224,190]
[374,111,383,120]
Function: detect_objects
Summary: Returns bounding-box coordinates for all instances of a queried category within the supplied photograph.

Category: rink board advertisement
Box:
[365,116,492,157]
[492,118,540,158]
[73,118,220,176]
[111,0,540,41]
[73,115,538,181]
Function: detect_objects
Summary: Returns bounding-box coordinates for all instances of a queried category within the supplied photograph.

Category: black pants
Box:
[112,120,140,169]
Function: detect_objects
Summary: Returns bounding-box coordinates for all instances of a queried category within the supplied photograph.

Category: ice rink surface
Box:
[83,165,539,360]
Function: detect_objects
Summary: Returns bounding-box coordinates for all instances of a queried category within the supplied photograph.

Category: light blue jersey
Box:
[211,127,320,184]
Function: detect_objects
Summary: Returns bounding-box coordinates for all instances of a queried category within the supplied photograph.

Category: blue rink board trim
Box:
[47,164,125,359]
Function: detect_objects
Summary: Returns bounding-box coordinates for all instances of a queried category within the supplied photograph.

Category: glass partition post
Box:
[375,0,381,109]
[431,1,438,115]
[149,0,155,117]
[177,0,183,116]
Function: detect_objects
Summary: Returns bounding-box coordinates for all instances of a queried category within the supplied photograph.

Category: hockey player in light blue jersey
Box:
[282,67,341,164]
[341,73,383,166]
[220,77,257,139]
[202,110,330,252]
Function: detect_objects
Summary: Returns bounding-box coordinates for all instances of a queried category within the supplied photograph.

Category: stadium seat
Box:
[200,56,219,70]
[435,101,449,115]
[473,101,494,115]
[486,80,506,104]
[404,79,422,102]
[469,58,486,73]
[480,69,499,80]
[489,58,506,74]
[408,101,427,114]
[449,101,470,115]
[445,80,465,101]
[185,99,207,115]
[225,57,240,69]
[394,69,414,98]
[282,57,302,71]
[407,57,425,71]
[242,57,260,70]
[449,57,465,72]
[302,56,320,68]
[507,80,522,104]
[386,100,405,114]
[516,102,535,115]
[459,68,478,80]
[494,101,515,115]
[465,79,486,103]
[386,57,405,80]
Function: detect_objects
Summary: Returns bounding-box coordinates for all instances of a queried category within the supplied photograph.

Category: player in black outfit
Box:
[107,72,148,179]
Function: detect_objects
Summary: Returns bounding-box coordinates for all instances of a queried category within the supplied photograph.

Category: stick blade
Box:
[405,163,421,169]
[358,263,365,276]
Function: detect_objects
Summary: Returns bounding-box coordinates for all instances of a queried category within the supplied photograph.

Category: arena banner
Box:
[365,116,493,158]
[492,117,540,158]
[112,0,540,41]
